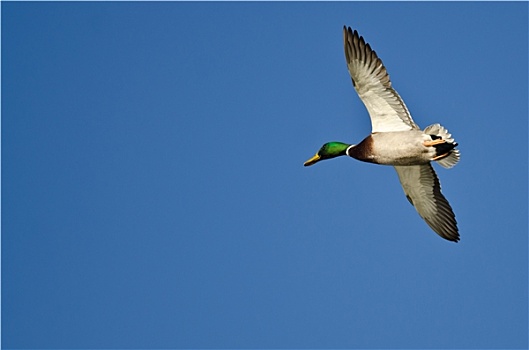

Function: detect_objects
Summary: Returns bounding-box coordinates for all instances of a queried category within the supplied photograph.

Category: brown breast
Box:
[346,135,377,164]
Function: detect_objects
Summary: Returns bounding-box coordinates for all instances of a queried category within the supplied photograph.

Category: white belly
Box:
[369,131,433,166]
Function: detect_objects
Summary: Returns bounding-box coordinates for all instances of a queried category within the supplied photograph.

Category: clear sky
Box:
[3,2,527,349]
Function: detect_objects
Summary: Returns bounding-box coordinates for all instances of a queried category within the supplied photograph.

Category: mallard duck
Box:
[304,26,460,242]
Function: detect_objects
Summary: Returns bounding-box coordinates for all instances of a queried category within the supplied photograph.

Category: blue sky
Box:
[2,2,527,349]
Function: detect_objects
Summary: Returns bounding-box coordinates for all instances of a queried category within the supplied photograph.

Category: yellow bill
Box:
[304,154,321,166]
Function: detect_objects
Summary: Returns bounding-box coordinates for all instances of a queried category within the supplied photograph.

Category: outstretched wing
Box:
[394,164,459,242]
[343,26,419,133]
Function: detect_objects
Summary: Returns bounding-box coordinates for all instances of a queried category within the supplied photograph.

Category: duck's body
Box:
[304,26,460,242]
[348,128,458,167]
[348,131,438,165]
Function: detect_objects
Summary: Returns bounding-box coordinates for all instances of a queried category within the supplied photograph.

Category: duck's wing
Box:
[394,164,459,242]
[343,26,419,133]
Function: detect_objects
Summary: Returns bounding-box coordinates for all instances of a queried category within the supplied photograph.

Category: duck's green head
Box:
[304,142,351,166]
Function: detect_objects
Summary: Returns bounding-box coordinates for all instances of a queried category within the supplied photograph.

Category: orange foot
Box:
[432,153,449,161]
[423,139,446,147]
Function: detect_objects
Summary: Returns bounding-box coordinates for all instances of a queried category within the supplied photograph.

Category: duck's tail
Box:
[424,123,460,169]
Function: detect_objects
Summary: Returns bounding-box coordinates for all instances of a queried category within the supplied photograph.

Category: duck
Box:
[304,26,460,242]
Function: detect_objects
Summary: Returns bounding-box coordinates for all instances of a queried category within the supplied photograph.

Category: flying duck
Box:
[304,26,460,242]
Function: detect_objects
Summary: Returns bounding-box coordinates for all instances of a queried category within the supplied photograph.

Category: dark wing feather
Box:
[394,164,459,242]
[343,26,419,132]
